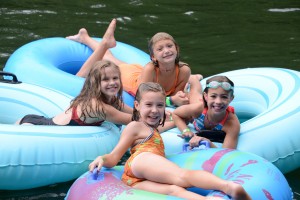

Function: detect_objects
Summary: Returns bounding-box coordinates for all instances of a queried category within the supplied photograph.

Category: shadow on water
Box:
[0,0,299,199]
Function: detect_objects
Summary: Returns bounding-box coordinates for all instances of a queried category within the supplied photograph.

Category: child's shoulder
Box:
[144,61,155,68]
[126,120,143,129]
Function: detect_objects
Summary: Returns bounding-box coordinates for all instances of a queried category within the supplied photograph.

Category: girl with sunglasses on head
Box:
[172,75,239,149]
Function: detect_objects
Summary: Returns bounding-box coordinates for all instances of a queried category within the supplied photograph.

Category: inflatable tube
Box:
[161,67,300,174]
[4,38,300,174]
[4,37,150,107]
[0,72,121,190]
[65,148,293,199]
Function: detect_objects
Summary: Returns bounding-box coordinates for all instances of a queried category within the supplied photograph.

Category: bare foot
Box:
[184,74,202,92]
[191,74,203,81]
[101,18,117,49]
[225,182,252,200]
[66,28,91,45]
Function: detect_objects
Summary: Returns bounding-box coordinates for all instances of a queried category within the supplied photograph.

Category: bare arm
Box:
[221,113,240,149]
[172,103,203,137]
[121,103,133,114]
[76,41,108,77]
[169,65,191,106]
[139,62,156,83]
[89,121,140,171]
[103,103,132,125]
[158,121,175,133]
[173,65,191,94]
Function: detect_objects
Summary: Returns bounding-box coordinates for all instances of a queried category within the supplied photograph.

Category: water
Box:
[0,0,299,199]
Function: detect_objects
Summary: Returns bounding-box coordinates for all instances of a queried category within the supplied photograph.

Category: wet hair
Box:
[203,75,234,108]
[148,32,180,67]
[132,82,166,126]
[69,60,123,121]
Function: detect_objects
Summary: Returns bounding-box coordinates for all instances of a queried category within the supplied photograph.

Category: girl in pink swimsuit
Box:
[89,82,251,200]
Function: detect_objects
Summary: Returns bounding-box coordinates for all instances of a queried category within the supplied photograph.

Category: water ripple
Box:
[268,8,300,12]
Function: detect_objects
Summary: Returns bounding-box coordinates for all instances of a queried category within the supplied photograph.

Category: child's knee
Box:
[168,184,186,196]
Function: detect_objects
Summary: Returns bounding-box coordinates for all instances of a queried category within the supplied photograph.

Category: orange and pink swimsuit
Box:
[122,126,165,186]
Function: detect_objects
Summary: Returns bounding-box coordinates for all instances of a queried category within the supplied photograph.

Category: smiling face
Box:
[100,66,121,99]
[134,91,165,127]
[151,39,178,65]
[204,87,234,114]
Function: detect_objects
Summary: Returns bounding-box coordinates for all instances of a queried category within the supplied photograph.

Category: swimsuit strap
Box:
[219,106,234,125]
[135,122,155,146]
[155,65,179,96]
[69,106,103,126]
[193,106,234,131]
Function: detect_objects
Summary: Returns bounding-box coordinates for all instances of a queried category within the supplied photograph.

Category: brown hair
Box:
[203,75,234,108]
[132,82,166,126]
[69,60,123,120]
[148,32,180,67]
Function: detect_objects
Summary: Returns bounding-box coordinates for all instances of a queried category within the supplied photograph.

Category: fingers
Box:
[89,162,96,172]
[177,131,194,139]
[89,156,104,172]
[189,136,202,148]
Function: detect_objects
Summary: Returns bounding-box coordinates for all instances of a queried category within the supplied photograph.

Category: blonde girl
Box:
[89,82,250,200]
[67,20,202,107]
[17,19,132,126]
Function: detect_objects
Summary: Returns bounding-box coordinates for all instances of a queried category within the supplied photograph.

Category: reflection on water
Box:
[0,0,299,75]
[0,0,299,199]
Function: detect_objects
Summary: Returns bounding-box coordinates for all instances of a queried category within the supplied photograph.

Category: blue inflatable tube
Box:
[65,148,293,199]
[0,72,121,190]
[4,37,150,107]
[4,38,300,175]
[161,67,300,174]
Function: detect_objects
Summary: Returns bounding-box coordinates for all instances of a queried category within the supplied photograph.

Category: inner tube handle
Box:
[0,71,22,84]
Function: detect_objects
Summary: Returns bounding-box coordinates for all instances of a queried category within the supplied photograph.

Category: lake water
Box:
[0,0,299,199]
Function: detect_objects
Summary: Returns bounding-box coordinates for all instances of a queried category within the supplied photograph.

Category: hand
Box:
[177,130,195,139]
[89,156,105,172]
[165,110,173,122]
[189,136,211,149]
[172,91,189,106]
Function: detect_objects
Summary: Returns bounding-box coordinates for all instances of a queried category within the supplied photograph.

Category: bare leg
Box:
[135,180,214,200]
[76,19,118,77]
[131,153,251,200]
[66,27,126,66]
[66,28,99,50]
[187,74,203,104]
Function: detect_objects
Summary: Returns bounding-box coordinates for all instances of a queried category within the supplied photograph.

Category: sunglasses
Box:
[206,81,234,91]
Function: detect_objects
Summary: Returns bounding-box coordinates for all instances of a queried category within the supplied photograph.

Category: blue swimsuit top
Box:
[193,106,234,131]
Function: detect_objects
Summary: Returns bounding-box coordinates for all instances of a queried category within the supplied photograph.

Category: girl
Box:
[66,20,203,107]
[172,75,240,149]
[16,60,132,126]
[89,82,251,200]
[17,19,132,126]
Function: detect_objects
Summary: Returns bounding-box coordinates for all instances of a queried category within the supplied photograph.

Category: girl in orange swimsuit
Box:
[172,75,240,149]
[17,20,132,126]
[89,82,251,200]
[67,21,203,107]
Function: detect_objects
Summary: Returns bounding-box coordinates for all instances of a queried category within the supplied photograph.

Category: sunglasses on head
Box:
[206,81,234,91]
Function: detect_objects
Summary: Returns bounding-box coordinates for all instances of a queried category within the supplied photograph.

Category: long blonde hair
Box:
[69,60,123,121]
